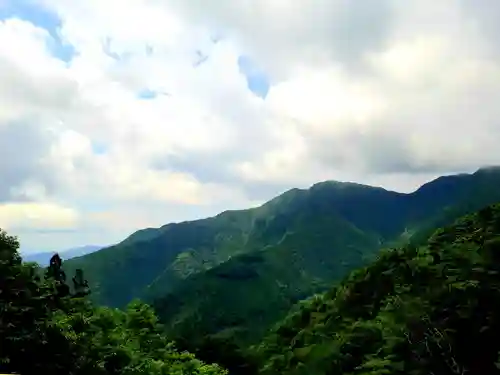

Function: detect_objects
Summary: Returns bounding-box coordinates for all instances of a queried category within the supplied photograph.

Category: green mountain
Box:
[253,203,500,375]
[66,167,500,347]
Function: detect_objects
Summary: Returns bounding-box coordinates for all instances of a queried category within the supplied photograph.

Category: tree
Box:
[72,268,90,298]
[0,230,79,374]
[46,253,70,299]
[0,228,228,375]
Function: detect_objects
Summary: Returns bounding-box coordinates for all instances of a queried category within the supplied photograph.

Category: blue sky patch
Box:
[0,0,76,62]
[238,55,270,99]
[137,88,159,100]
[91,142,108,155]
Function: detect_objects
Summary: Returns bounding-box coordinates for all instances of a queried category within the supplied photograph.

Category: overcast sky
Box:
[1,0,499,253]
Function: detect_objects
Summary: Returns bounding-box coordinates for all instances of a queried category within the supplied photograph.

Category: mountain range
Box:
[22,245,103,266]
[64,167,500,347]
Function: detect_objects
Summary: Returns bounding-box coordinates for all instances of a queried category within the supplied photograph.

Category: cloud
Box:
[166,0,393,79]
[1,0,500,250]
[0,202,78,230]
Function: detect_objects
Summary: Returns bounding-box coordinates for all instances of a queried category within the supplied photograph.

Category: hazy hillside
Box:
[22,245,103,266]
[66,167,500,347]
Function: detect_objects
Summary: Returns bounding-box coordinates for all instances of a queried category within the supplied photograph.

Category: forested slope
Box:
[152,169,500,348]
[7,182,500,374]
[67,168,500,311]
[58,168,500,360]
[253,203,500,375]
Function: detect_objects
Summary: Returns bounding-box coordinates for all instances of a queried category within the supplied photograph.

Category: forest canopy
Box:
[4,203,500,374]
[0,228,227,375]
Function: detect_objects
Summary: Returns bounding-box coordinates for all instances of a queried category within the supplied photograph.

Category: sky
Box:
[1,0,500,253]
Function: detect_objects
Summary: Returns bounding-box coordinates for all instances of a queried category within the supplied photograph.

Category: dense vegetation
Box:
[0,229,226,375]
[253,203,500,374]
[65,168,500,353]
[5,173,500,374]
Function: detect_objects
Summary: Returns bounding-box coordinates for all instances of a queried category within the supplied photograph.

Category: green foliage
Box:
[0,229,227,375]
[6,170,500,374]
[153,212,379,349]
[152,169,500,350]
[253,203,500,375]
[63,168,500,363]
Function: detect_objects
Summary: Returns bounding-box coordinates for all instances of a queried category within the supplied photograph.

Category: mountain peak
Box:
[310,180,389,192]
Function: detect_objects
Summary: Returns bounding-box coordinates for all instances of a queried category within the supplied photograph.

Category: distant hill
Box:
[23,245,103,266]
[65,167,500,346]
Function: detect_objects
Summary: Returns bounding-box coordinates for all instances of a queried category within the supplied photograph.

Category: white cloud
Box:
[0,202,78,230]
[1,0,500,250]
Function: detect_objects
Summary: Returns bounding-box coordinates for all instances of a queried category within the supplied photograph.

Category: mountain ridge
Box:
[62,167,500,347]
[95,168,491,248]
